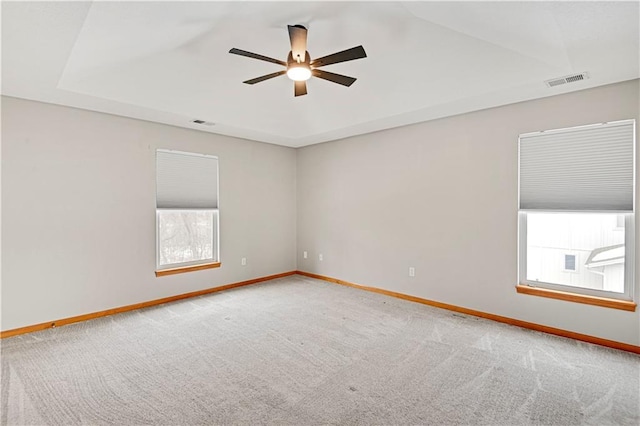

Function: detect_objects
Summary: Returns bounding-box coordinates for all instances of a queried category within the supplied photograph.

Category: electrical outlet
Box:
[409,267,415,277]
[319,254,323,261]
[303,251,308,259]
[241,257,247,266]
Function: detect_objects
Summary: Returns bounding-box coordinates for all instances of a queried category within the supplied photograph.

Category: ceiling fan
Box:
[229,25,367,97]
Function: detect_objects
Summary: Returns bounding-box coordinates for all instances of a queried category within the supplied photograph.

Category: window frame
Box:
[155,208,220,272]
[517,119,636,307]
[518,211,635,302]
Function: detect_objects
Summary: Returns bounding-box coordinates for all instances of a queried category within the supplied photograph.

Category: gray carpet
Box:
[1,275,639,425]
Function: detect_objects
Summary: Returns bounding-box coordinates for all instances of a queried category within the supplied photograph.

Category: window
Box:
[157,210,215,267]
[518,120,635,306]
[564,254,576,272]
[156,150,220,276]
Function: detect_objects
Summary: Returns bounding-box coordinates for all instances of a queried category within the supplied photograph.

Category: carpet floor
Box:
[1,275,639,425]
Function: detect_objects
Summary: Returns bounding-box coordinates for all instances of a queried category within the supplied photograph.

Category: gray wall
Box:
[3,80,640,346]
[1,96,297,331]
[296,79,640,346]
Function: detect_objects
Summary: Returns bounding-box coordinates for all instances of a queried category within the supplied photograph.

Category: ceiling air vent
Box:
[545,72,589,88]
[191,119,215,126]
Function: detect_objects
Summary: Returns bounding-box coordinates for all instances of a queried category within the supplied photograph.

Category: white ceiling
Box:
[2,1,639,148]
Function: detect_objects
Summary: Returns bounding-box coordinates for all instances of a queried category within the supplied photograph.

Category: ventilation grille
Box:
[191,119,215,126]
[545,72,589,88]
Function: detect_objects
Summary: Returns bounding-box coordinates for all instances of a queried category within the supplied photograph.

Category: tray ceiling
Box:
[2,1,639,147]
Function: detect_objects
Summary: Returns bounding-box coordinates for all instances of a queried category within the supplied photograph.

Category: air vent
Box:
[191,119,215,126]
[545,72,589,88]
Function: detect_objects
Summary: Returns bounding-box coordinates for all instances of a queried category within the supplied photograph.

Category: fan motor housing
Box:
[287,51,311,66]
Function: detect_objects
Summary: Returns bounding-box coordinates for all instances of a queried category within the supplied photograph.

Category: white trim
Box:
[157,208,219,212]
[517,211,527,286]
[519,119,635,139]
[625,213,635,302]
[156,148,218,160]
[632,119,636,213]
[519,209,634,214]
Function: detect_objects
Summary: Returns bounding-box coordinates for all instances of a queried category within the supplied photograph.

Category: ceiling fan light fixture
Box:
[229,25,366,96]
[286,64,311,81]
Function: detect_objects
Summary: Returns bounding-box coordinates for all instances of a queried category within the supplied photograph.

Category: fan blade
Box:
[229,48,287,66]
[288,25,308,62]
[312,69,357,87]
[310,45,367,68]
[243,70,287,85]
[294,80,307,97]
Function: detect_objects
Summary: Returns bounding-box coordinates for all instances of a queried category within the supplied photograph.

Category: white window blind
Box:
[156,150,218,209]
[519,120,635,212]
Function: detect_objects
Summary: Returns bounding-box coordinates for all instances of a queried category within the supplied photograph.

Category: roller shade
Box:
[156,150,218,209]
[519,120,634,212]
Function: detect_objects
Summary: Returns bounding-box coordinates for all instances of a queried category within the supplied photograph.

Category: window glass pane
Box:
[158,210,214,267]
[527,213,625,293]
[564,254,576,271]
